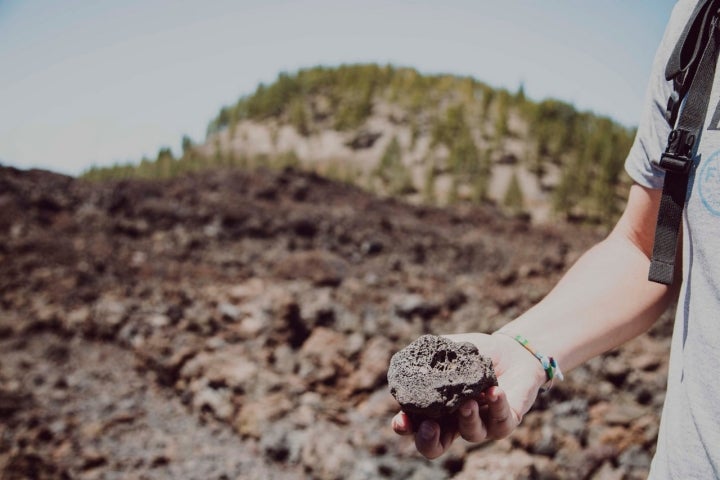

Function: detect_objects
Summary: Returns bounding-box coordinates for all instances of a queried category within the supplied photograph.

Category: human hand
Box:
[391,332,546,459]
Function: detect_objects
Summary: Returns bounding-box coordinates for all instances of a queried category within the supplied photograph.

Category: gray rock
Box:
[618,444,652,470]
[392,294,440,320]
[387,334,497,418]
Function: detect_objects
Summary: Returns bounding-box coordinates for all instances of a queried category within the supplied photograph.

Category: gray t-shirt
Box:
[625,1,720,477]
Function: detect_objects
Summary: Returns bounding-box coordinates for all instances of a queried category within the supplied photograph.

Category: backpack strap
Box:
[665,0,719,124]
[649,1,720,285]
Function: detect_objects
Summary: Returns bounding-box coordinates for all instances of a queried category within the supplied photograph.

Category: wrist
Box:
[492,331,552,393]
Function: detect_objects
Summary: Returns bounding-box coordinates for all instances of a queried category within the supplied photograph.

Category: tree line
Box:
[83,64,636,225]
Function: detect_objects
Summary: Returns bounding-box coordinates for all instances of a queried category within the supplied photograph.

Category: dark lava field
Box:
[0,165,673,479]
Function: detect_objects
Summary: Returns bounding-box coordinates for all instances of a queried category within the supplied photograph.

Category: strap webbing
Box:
[649,5,720,285]
[666,0,712,81]
[649,169,692,283]
[665,0,716,124]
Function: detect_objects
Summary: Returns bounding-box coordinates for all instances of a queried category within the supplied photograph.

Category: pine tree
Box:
[515,82,526,105]
[470,148,493,203]
[422,160,437,204]
[289,98,310,136]
[503,171,525,214]
[156,147,174,178]
[374,137,414,195]
[181,135,194,156]
[494,90,510,140]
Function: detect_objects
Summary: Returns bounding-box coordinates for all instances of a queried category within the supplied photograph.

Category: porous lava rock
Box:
[387,335,497,419]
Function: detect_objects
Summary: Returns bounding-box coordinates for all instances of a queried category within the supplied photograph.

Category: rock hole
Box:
[430,350,446,369]
[430,349,457,370]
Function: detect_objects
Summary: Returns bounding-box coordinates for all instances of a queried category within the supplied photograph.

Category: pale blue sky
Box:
[0,0,677,176]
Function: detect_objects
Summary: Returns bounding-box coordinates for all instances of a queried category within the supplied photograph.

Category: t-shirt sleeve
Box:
[624,0,697,189]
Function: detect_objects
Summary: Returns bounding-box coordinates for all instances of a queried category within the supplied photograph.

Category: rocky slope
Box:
[199,114,558,222]
[0,165,671,479]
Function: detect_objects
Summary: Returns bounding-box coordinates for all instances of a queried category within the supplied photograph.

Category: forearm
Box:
[392,190,680,457]
[497,232,678,372]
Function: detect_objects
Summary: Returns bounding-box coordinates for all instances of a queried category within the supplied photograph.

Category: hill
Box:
[1,165,671,479]
[83,64,636,225]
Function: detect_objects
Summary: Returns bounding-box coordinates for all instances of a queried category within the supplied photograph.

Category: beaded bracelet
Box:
[498,333,564,393]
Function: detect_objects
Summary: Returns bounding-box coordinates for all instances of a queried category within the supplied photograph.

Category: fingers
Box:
[457,398,488,442]
[414,420,456,459]
[394,414,457,459]
[456,386,519,443]
[391,411,413,436]
[482,386,519,439]
[392,386,520,459]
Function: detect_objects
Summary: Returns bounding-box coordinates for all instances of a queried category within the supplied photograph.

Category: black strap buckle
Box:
[659,128,695,174]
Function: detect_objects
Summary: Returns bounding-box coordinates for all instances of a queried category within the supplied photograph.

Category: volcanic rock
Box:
[387,334,497,418]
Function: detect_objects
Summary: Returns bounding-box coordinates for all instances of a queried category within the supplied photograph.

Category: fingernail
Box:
[488,389,498,402]
[460,406,472,417]
[420,422,435,440]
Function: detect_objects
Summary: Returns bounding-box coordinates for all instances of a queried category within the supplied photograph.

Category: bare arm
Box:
[393,183,681,458]
[496,182,680,371]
